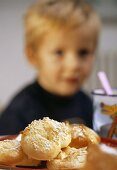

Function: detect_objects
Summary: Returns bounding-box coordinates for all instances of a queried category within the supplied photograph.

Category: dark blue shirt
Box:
[0,81,93,135]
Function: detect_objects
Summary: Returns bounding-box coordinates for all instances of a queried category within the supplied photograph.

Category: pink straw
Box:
[97,71,113,95]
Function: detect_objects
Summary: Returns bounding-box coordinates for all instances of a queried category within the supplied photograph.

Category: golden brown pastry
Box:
[69,124,100,148]
[17,154,40,167]
[0,139,39,166]
[47,146,87,170]
[21,117,71,160]
[0,139,23,165]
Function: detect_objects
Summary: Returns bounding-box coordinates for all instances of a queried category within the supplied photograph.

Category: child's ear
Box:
[25,45,37,68]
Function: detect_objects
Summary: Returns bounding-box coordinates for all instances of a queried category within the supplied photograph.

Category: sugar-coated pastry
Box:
[69,124,100,148]
[47,146,87,170]
[0,139,23,165]
[17,154,40,167]
[21,117,71,160]
[0,139,39,166]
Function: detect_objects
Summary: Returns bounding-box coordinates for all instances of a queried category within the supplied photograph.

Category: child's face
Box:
[31,25,96,96]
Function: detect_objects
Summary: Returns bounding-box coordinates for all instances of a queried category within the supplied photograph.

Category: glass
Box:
[92,88,117,138]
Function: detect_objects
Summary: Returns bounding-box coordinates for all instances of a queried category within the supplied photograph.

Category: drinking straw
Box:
[97,71,113,95]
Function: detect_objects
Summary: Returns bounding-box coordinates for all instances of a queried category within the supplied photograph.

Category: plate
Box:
[0,165,47,170]
[101,137,117,148]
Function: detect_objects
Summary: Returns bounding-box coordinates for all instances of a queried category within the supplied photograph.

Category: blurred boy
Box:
[0,0,101,135]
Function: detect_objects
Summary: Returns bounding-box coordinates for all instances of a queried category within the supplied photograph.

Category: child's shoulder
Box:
[77,89,92,100]
[76,90,93,106]
[7,81,38,109]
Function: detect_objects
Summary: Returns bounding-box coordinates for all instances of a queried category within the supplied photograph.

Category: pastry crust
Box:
[47,146,87,170]
[0,139,23,165]
[17,154,40,167]
[69,124,100,148]
[0,139,39,166]
[21,117,71,160]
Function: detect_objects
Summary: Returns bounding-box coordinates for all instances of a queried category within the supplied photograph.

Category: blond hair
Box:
[24,0,101,49]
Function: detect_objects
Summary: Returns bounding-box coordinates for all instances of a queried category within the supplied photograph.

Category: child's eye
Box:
[78,49,90,58]
[54,49,64,57]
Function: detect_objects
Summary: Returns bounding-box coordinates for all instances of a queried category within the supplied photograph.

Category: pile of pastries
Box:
[1,117,116,170]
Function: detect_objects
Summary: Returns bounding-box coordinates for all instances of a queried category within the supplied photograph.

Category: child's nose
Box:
[64,54,81,71]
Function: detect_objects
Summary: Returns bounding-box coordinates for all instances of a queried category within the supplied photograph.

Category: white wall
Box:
[0,0,117,108]
[0,0,36,109]
[99,24,117,53]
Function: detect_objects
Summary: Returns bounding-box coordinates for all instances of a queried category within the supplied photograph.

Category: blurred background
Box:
[0,0,117,110]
